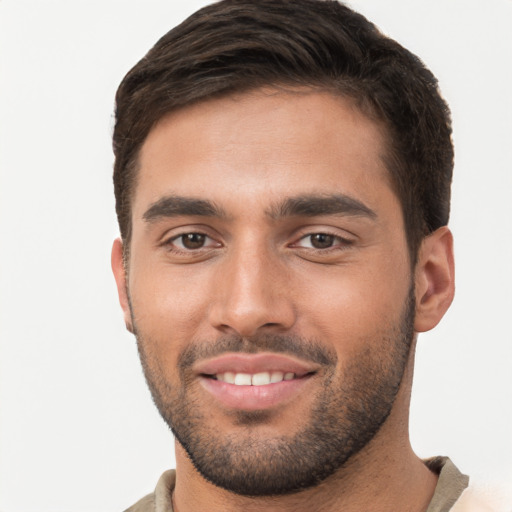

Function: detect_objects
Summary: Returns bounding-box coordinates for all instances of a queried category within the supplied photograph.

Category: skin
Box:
[112,88,455,511]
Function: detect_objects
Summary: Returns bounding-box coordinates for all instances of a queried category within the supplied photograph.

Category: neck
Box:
[172,345,438,512]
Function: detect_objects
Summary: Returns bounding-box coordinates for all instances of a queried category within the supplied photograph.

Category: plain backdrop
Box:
[1,1,511,510]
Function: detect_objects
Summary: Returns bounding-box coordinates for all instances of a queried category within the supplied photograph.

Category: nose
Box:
[208,244,296,337]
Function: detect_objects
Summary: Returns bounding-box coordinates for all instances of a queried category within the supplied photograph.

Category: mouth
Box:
[194,353,319,411]
[205,370,311,385]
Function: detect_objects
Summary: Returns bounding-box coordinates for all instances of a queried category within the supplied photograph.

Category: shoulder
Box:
[123,470,176,512]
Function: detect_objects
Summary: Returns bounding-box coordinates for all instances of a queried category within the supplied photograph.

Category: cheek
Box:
[293,261,410,350]
[128,264,215,362]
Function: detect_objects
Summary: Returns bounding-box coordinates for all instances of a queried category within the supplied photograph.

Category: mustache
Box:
[178,334,338,371]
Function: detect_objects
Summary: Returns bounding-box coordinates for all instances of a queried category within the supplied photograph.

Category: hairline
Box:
[120,83,419,268]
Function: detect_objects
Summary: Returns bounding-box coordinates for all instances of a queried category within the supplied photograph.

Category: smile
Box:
[212,371,299,386]
[194,353,318,410]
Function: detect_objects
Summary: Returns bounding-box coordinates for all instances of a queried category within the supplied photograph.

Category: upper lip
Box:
[193,352,320,377]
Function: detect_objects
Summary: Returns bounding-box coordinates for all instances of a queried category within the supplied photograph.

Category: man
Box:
[110,1,483,510]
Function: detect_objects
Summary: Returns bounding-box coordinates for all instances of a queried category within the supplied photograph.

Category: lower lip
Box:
[199,375,314,411]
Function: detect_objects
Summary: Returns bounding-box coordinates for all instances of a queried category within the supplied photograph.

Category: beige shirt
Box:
[424,457,469,512]
[125,457,470,512]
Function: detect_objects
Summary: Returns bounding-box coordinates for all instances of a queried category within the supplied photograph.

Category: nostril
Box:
[208,286,297,337]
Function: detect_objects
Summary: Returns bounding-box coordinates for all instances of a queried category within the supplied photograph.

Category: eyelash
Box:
[164,232,220,253]
[291,232,354,252]
[162,230,354,255]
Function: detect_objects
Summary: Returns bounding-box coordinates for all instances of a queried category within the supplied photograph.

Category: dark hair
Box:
[113,0,453,261]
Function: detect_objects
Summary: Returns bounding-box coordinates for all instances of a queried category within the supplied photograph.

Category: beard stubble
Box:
[132,287,416,497]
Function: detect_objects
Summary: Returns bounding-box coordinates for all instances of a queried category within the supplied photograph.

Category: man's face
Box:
[120,89,415,495]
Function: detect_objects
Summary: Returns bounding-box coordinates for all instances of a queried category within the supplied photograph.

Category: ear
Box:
[111,238,134,333]
[414,226,455,332]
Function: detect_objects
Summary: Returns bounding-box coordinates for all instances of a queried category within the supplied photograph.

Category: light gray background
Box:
[1,1,511,510]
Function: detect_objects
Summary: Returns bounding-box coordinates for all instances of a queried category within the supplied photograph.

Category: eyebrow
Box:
[142,193,377,224]
[267,194,377,220]
[143,196,227,223]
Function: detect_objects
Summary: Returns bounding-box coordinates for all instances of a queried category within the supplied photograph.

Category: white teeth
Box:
[215,371,296,385]
[252,372,271,386]
[223,372,236,384]
[270,371,284,383]
[234,373,252,386]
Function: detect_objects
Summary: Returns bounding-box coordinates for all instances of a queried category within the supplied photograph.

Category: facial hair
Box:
[132,287,416,497]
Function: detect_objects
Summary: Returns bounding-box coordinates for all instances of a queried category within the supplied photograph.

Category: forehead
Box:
[133,88,393,219]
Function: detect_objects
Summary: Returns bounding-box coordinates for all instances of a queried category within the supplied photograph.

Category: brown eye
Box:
[165,232,222,255]
[310,233,335,249]
[180,233,206,249]
[292,231,354,255]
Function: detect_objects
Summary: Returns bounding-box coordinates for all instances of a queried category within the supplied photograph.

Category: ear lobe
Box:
[414,226,455,333]
[111,238,134,333]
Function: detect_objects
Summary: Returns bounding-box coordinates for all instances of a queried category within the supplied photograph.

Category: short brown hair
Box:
[113,0,453,260]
